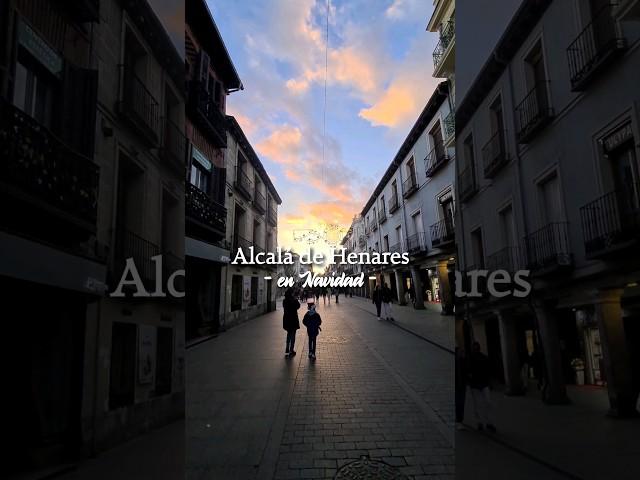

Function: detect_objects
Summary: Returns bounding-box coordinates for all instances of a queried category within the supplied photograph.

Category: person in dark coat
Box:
[302,303,322,359]
[282,288,301,357]
[467,341,496,432]
[372,283,383,319]
[381,282,394,321]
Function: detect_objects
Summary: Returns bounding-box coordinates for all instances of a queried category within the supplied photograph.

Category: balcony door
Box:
[538,173,563,226]
[430,121,445,159]
[589,0,616,50]
[490,96,505,152]
[396,225,403,252]
[412,211,423,248]
[611,143,640,211]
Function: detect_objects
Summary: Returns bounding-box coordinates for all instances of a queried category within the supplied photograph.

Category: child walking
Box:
[302,302,322,359]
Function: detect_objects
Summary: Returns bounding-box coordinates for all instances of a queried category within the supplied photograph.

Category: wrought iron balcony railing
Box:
[525,222,572,272]
[430,218,455,247]
[188,81,227,147]
[268,203,278,227]
[119,65,160,143]
[515,82,554,143]
[235,167,253,200]
[486,246,525,273]
[406,232,428,254]
[113,229,160,287]
[161,117,186,172]
[458,165,477,202]
[580,184,640,257]
[433,19,455,70]
[567,2,626,91]
[371,221,378,231]
[253,188,266,213]
[444,109,455,140]
[233,234,253,257]
[425,144,450,178]
[389,242,403,254]
[402,172,419,198]
[0,99,99,231]
[186,183,226,236]
[389,195,400,214]
[482,130,509,178]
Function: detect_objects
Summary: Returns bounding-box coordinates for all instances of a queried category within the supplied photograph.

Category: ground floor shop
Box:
[223,265,276,328]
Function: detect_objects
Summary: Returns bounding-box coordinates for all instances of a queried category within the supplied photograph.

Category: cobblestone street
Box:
[186,298,454,480]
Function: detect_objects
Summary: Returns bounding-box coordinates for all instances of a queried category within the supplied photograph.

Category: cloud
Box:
[256,125,303,165]
[385,0,422,20]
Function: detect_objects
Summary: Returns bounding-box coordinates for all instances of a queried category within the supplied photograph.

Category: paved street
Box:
[186,297,455,480]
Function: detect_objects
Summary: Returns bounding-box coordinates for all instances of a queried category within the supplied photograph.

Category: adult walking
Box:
[282,288,300,357]
[373,283,383,320]
[382,282,393,321]
[468,341,496,432]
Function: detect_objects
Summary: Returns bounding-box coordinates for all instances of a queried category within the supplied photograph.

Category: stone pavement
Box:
[186,297,454,480]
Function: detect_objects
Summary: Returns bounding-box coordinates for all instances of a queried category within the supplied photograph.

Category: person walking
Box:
[335,288,340,304]
[467,341,496,432]
[327,288,331,304]
[302,302,322,359]
[382,282,393,321]
[373,283,383,320]
[322,288,327,305]
[282,288,300,358]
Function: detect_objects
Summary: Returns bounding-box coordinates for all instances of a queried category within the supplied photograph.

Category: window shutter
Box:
[198,50,210,84]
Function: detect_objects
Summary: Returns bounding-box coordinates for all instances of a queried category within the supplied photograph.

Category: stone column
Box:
[437,260,454,315]
[594,288,637,417]
[497,310,525,395]
[395,270,406,305]
[410,265,425,310]
[533,301,569,404]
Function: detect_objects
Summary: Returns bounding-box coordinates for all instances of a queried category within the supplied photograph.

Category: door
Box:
[266,279,273,311]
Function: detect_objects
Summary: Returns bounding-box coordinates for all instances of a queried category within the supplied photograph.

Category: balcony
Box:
[119,66,160,145]
[567,3,626,91]
[389,195,400,214]
[268,203,278,227]
[233,234,253,257]
[580,185,640,258]
[358,235,366,248]
[430,218,455,247]
[0,99,99,236]
[389,242,403,254]
[371,221,378,232]
[425,144,450,178]
[160,117,186,172]
[525,222,573,274]
[402,173,419,198]
[253,189,266,214]
[186,183,226,238]
[482,130,509,179]
[406,232,428,255]
[433,19,455,76]
[458,165,477,202]
[235,167,253,200]
[112,229,160,288]
[187,81,227,147]
[378,209,387,224]
[486,246,525,274]
[515,82,554,144]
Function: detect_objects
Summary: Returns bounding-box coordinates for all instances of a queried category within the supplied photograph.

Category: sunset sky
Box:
[208,0,440,261]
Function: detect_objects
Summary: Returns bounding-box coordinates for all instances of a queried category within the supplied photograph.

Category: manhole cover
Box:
[321,335,350,344]
[335,457,409,479]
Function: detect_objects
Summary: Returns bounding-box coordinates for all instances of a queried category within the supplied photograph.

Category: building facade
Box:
[224,116,281,327]
[455,0,640,416]
[360,82,456,314]
[185,0,242,340]
[0,0,186,475]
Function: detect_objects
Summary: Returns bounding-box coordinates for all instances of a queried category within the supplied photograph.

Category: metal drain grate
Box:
[334,456,409,479]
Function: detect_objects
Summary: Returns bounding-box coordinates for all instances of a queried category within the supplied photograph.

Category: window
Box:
[463,134,475,170]
[538,173,563,225]
[430,121,445,157]
[190,163,209,192]
[383,235,389,252]
[231,275,243,311]
[380,195,386,214]
[407,157,416,184]
[499,204,515,247]
[490,95,505,140]
[391,180,398,202]
[250,277,258,306]
[13,56,55,129]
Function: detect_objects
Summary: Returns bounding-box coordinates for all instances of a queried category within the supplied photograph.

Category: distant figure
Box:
[335,289,340,304]
[282,288,301,358]
[467,341,496,432]
[373,283,383,320]
[322,288,327,305]
[382,282,393,321]
[302,302,322,359]
[327,288,332,304]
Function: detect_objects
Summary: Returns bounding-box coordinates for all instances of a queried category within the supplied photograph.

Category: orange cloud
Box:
[358,83,415,128]
[256,125,303,165]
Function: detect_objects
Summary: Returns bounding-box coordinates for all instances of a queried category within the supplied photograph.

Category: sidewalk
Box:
[347,295,454,351]
[463,382,640,479]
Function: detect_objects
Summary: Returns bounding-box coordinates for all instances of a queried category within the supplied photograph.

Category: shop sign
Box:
[603,122,633,153]
[18,20,63,77]
[192,146,212,172]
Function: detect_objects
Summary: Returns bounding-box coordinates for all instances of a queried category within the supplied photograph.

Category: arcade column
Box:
[533,301,569,404]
